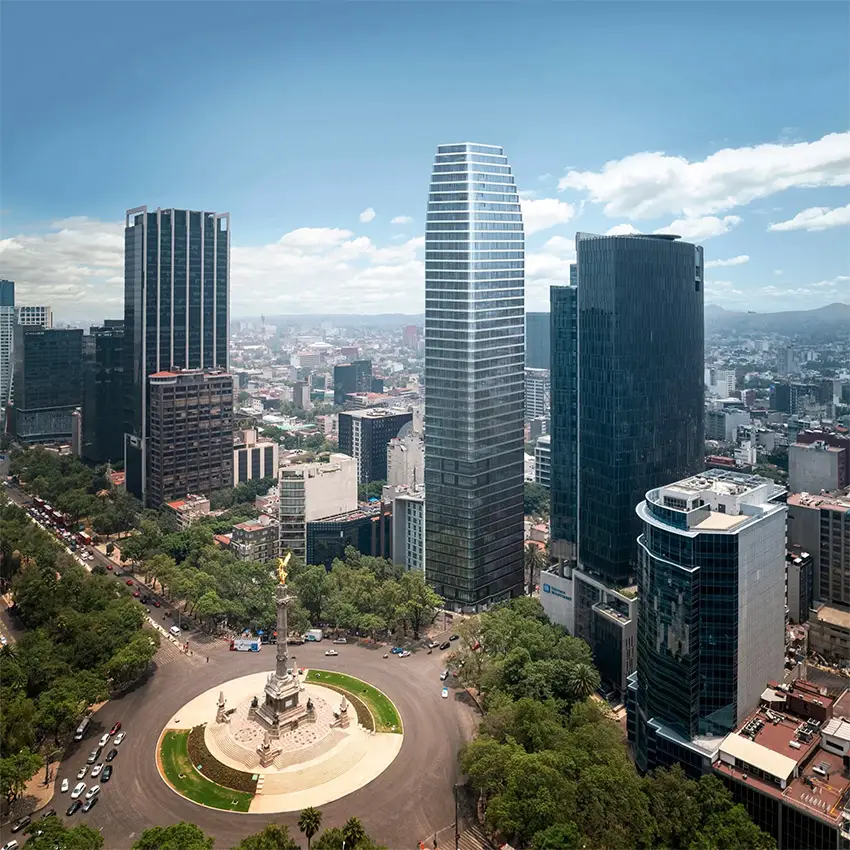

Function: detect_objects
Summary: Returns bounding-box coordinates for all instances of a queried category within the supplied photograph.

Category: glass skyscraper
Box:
[424,143,525,607]
[123,207,230,502]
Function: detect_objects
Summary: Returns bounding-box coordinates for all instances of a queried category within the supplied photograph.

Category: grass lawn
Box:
[160,730,254,811]
[306,669,403,733]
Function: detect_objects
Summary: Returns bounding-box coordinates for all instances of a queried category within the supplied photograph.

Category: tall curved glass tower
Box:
[424,143,525,608]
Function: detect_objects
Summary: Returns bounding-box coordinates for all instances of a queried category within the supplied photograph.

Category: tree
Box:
[233,824,300,850]
[357,480,386,501]
[690,804,776,850]
[523,543,545,595]
[21,818,104,850]
[565,662,600,701]
[36,681,87,745]
[132,822,214,850]
[298,806,324,850]
[0,748,42,804]
[293,564,327,623]
[396,570,442,639]
[342,818,367,848]
[523,482,550,517]
[531,822,585,850]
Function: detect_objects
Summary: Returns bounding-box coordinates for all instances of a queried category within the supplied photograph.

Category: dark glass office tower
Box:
[576,232,704,584]
[333,359,373,405]
[549,283,578,560]
[338,408,413,484]
[424,142,525,608]
[82,320,124,463]
[525,312,550,369]
[123,207,230,502]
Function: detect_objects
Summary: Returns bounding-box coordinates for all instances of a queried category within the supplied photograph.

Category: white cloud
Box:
[278,227,353,251]
[391,215,412,225]
[604,223,640,236]
[705,255,750,268]
[540,235,576,260]
[519,197,576,234]
[705,279,747,305]
[655,215,741,241]
[359,207,376,223]
[768,203,850,232]
[559,131,850,219]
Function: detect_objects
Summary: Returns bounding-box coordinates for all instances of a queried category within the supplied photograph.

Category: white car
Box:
[2,840,20,850]
[113,732,126,746]
[98,733,110,747]
[76,766,88,780]
[60,778,69,793]
[399,650,411,658]
[441,687,449,699]
[84,785,100,801]
[324,649,338,656]
[90,763,103,778]
[71,782,86,799]
[440,670,449,681]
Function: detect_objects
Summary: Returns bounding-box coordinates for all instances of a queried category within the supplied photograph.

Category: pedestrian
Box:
[206,655,209,663]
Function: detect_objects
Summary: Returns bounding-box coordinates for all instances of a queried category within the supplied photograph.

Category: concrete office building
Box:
[12,326,84,443]
[123,207,230,504]
[795,430,849,487]
[293,380,311,410]
[15,305,53,328]
[82,320,124,464]
[706,406,751,443]
[0,280,14,423]
[525,311,550,370]
[145,369,234,507]
[278,454,357,561]
[384,484,425,571]
[233,428,279,486]
[231,514,280,563]
[387,430,425,489]
[338,407,413,485]
[534,434,551,489]
[786,549,814,625]
[628,470,787,775]
[424,142,525,607]
[524,368,549,420]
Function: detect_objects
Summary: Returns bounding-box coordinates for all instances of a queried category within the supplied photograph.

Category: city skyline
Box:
[2,3,848,319]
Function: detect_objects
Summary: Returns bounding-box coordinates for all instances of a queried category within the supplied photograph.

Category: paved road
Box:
[26,638,476,849]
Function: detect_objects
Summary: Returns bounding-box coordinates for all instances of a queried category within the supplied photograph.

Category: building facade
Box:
[15,305,53,328]
[384,484,425,571]
[145,370,234,507]
[82,320,125,464]
[307,503,393,567]
[338,408,413,485]
[630,470,787,774]
[424,142,525,607]
[231,515,280,563]
[525,311,550,370]
[123,207,230,503]
[534,434,551,489]
[12,326,84,443]
[387,430,425,489]
[0,280,14,423]
[524,367,549,420]
[789,440,846,495]
[333,360,372,405]
[233,428,279,486]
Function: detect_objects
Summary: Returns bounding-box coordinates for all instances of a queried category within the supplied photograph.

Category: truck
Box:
[304,629,324,642]
[78,531,92,546]
[230,638,261,652]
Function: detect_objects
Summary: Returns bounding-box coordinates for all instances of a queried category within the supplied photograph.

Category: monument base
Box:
[253,671,311,738]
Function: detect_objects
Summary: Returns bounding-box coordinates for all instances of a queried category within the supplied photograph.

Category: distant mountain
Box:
[705,302,850,337]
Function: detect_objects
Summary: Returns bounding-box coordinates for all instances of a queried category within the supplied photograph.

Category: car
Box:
[101,765,113,782]
[109,722,121,735]
[449,634,460,641]
[133,591,140,598]
[40,809,57,819]
[113,731,126,746]
[84,786,100,801]
[399,650,411,658]
[332,637,347,644]
[106,563,112,570]
[391,646,404,654]
[442,687,449,699]
[61,778,69,793]
[76,766,88,780]
[82,796,99,813]
[125,579,133,586]
[427,641,439,649]
[440,669,449,681]
[324,649,338,656]
[141,595,150,603]
[71,782,86,799]
[105,748,118,762]
[10,816,31,833]
[98,733,110,747]
[169,625,181,637]
[439,641,451,650]
[86,747,101,764]
[2,840,19,850]
[91,763,103,777]
[66,800,82,817]
[152,600,161,607]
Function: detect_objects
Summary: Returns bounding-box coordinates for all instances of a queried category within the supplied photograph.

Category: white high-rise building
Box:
[387,431,425,489]
[534,434,551,489]
[425,142,525,607]
[384,484,425,572]
[525,368,550,420]
[0,281,14,423]
[16,305,53,328]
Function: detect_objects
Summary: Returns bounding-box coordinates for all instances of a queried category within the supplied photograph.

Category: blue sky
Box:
[2,1,848,319]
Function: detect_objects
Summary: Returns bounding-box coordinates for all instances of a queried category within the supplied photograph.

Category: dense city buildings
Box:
[12,326,84,443]
[307,502,393,567]
[338,407,413,485]
[628,470,787,775]
[15,305,53,328]
[384,484,425,571]
[333,359,373,405]
[123,206,230,503]
[145,370,234,507]
[0,280,14,422]
[525,311,550,370]
[233,427,279,485]
[524,367,549,420]
[81,320,125,463]
[231,514,280,563]
[424,142,525,608]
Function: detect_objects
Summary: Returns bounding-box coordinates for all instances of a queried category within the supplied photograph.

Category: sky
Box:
[1,1,849,321]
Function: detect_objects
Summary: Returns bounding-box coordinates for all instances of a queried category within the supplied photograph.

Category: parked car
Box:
[61,778,69,793]
[440,669,449,680]
[133,591,140,598]
[106,563,112,570]
[91,763,103,778]
[2,840,19,850]
[101,765,113,782]
[399,650,411,658]
[84,786,100,801]
[152,600,161,607]
[449,634,460,641]
[109,722,122,735]
[427,641,439,649]
[439,641,451,650]
[86,747,101,764]
[66,800,82,817]
[125,579,133,586]
[10,816,31,833]
[441,687,449,699]
[332,637,347,644]
[113,731,126,746]
[98,732,110,747]
[40,809,57,819]
[71,782,86,799]
[105,748,118,762]
[391,646,404,654]
[169,625,181,637]
[82,796,99,813]
[324,649,338,656]
[77,766,88,779]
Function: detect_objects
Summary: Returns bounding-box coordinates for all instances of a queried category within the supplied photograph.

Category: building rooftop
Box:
[787,491,850,512]
[813,604,850,630]
[341,406,411,419]
[672,469,775,498]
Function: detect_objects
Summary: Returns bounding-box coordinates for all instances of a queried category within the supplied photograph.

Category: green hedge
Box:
[187,724,258,793]
[306,669,402,733]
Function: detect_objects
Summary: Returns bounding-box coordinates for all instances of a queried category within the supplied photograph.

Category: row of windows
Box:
[426,270,524,282]
[426,221,523,231]
[433,163,512,175]
[426,240,523,250]
[436,143,504,154]
[435,153,507,165]
[426,209,523,222]
[432,171,516,184]
[426,260,524,271]
[426,251,524,262]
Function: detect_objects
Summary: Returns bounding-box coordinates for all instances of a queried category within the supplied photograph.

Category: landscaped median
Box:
[305,669,402,733]
[159,728,255,812]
